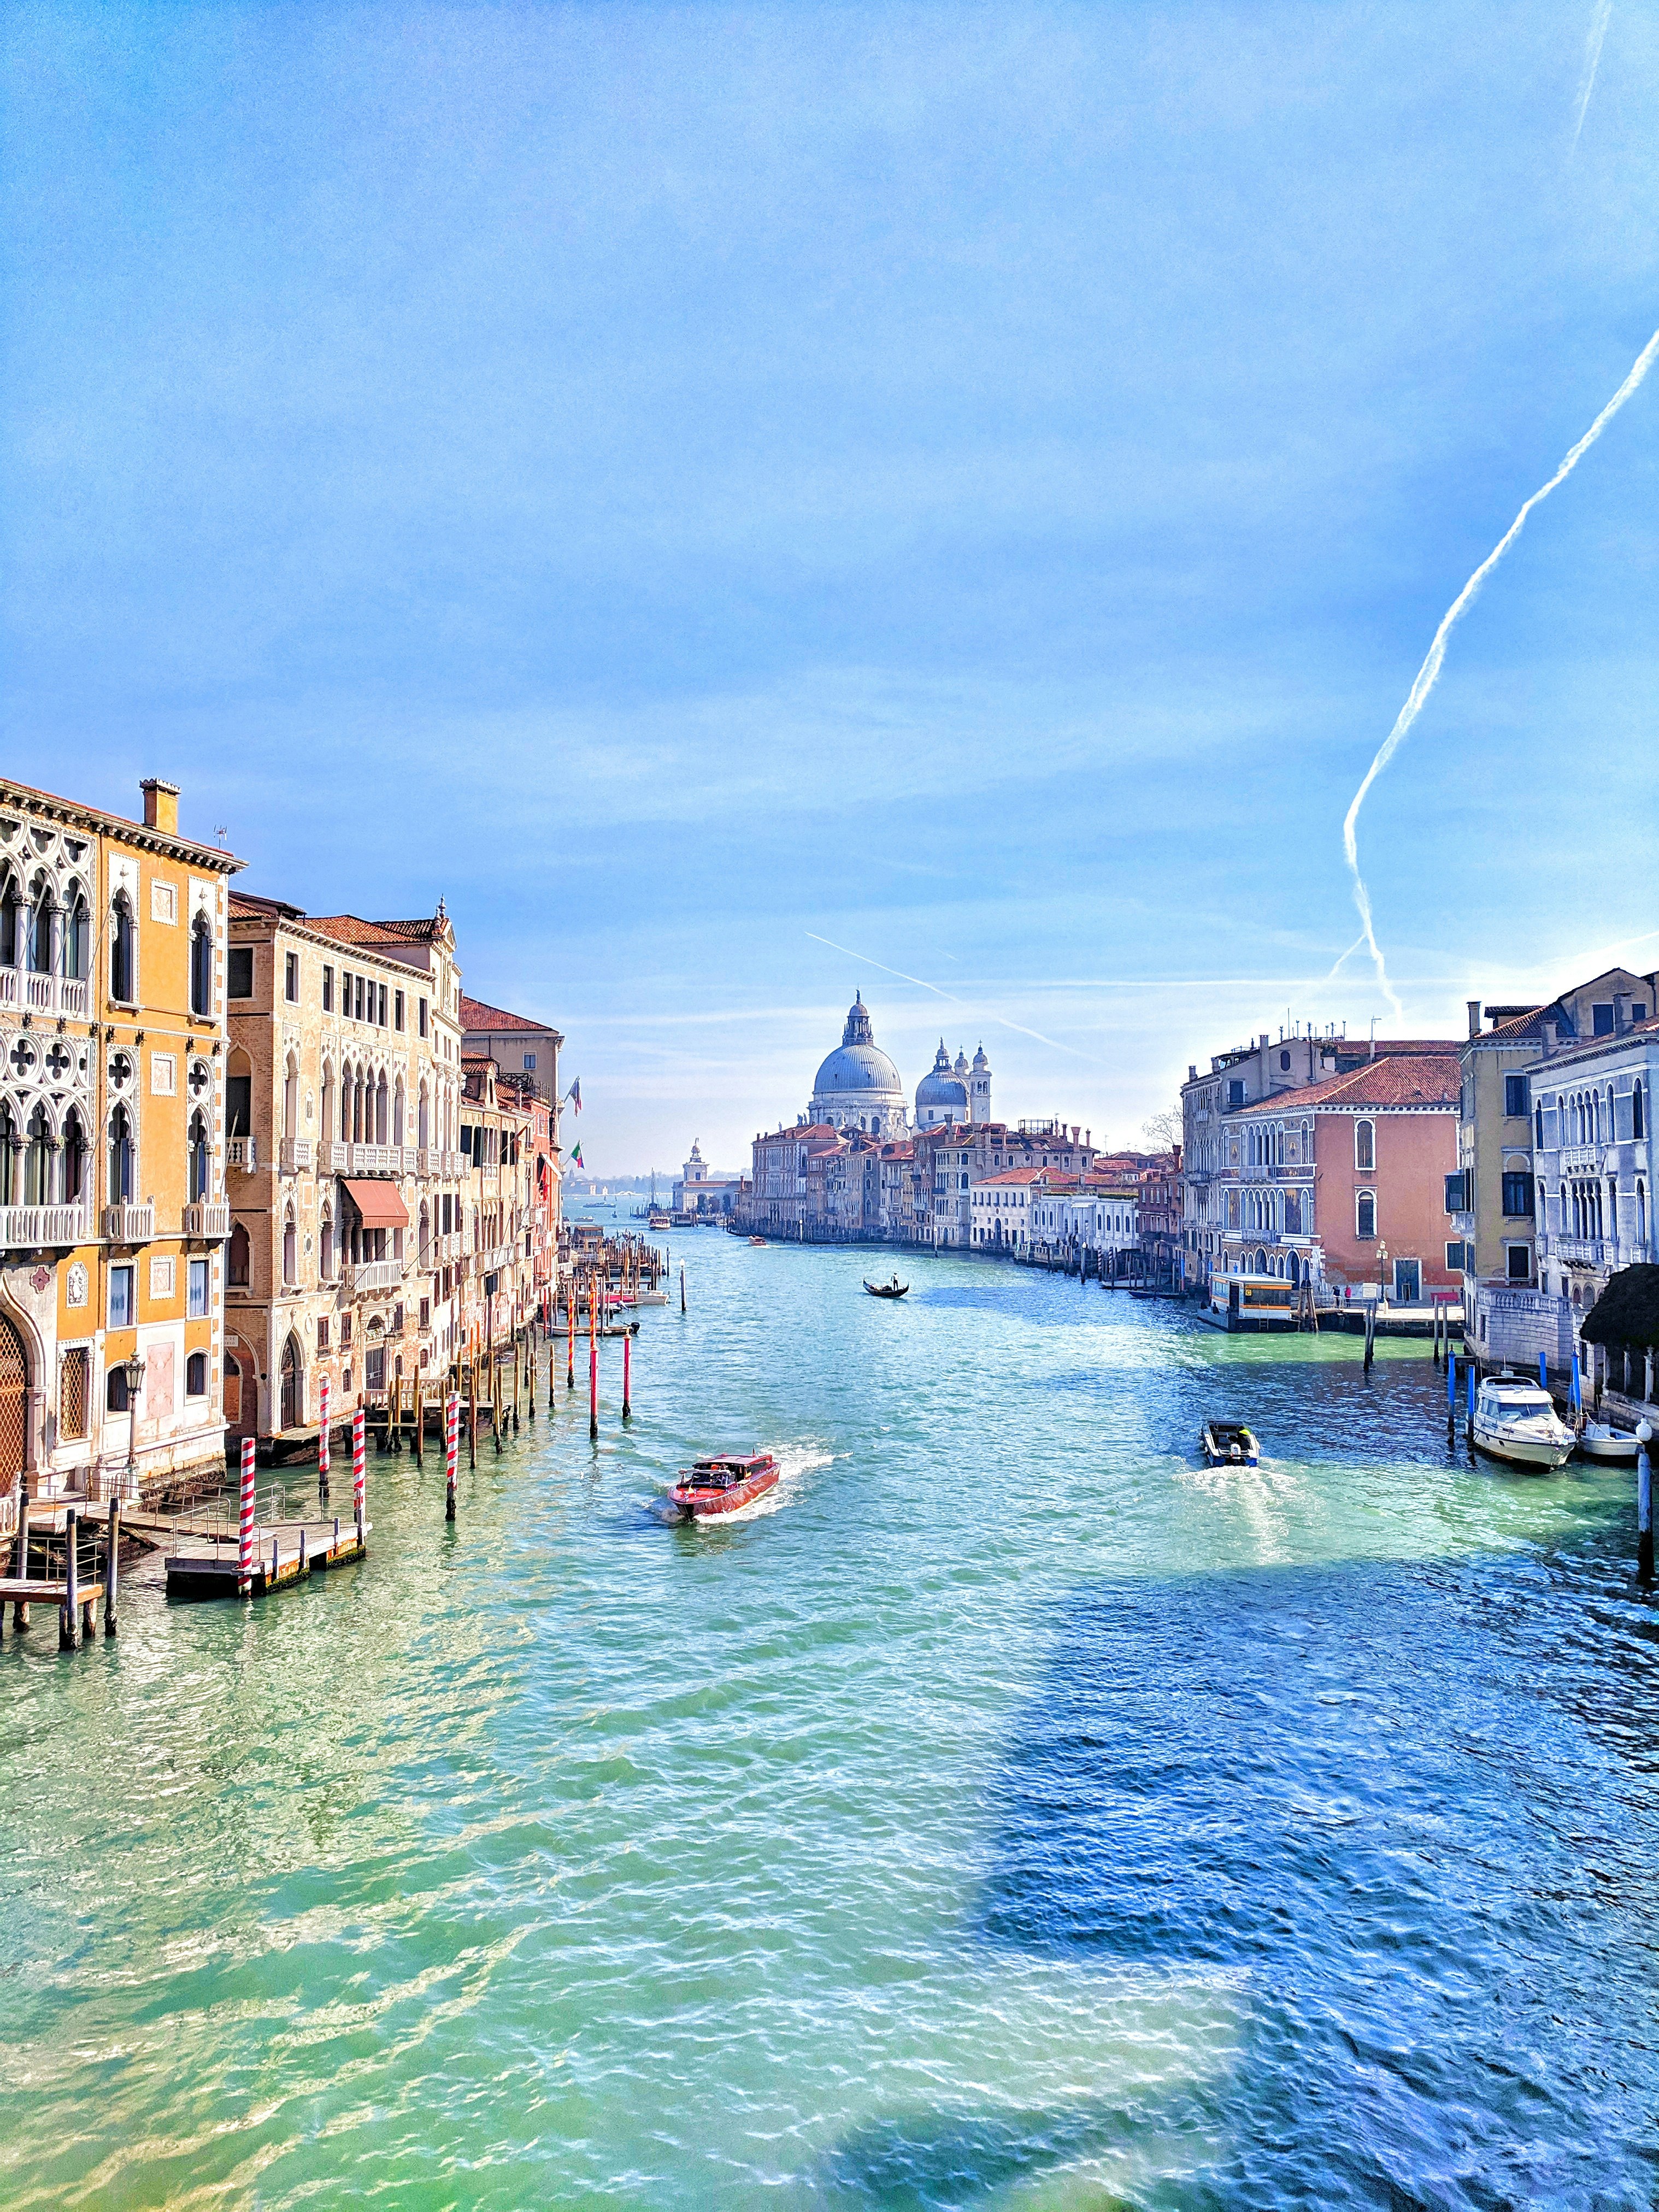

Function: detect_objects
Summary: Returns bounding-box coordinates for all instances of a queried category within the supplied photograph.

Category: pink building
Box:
[1223,1052,1462,1301]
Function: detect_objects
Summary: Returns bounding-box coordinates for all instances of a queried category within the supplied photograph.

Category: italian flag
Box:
[570,1143,584,1168]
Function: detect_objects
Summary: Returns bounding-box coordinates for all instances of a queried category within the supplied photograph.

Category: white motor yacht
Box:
[1471,1375,1575,1472]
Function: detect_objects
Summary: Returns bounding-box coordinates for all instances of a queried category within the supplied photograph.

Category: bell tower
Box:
[970,1044,992,1124]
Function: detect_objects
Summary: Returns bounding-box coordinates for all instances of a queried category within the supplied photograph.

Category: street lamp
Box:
[1377,1240,1390,1307]
[121,1351,146,1495]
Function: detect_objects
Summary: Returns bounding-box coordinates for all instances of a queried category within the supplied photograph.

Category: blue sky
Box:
[4,3,1656,1172]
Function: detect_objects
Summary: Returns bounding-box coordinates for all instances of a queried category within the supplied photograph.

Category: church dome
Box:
[916,1039,969,1116]
[812,995,904,1105]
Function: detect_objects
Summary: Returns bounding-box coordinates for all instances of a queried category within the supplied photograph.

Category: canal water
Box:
[2,1225,1657,2208]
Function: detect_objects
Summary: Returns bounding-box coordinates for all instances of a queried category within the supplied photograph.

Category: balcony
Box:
[279,1137,313,1173]
[181,1201,232,1239]
[103,1202,155,1244]
[0,1201,93,1251]
[0,969,91,1020]
[348,1142,401,1175]
[320,1140,349,1172]
[1555,1236,1611,1267]
[1560,1145,1604,1172]
[227,1134,258,1172]
[345,1257,405,1296]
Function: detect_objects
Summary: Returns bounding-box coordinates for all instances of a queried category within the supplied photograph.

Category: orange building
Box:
[1,775,242,1521]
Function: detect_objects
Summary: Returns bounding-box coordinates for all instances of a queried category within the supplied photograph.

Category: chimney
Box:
[141,778,180,835]
[1466,997,1481,1040]
[1615,992,1631,1032]
[1259,1033,1270,1050]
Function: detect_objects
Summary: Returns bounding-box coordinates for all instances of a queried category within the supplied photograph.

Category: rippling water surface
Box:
[4,1225,1657,2208]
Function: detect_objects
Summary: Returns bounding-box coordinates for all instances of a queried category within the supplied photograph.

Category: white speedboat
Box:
[1575,1420,1640,1464]
[1470,1375,1574,1471]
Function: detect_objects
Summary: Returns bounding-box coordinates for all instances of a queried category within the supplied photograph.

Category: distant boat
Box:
[1201,1420,1259,1467]
[1470,1375,1574,1471]
[863,1276,908,1299]
[748,1235,767,1246]
[667,1452,779,1521]
[1575,1419,1640,1464]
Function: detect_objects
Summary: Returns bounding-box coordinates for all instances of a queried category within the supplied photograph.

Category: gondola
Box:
[863,1276,909,1299]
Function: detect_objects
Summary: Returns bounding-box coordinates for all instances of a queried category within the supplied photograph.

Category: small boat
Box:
[1201,1420,1259,1467]
[647,1209,671,1231]
[667,1451,779,1520]
[1471,1375,1574,1471]
[1576,1419,1641,1464]
[748,1236,767,1246]
[864,1276,909,1299]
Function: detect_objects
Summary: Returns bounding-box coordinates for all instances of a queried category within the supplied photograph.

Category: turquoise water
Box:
[3,1223,1656,2208]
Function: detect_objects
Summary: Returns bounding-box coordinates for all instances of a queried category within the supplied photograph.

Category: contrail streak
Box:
[1570,0,1613,152]
[1342,322,1659,1021]
[804,932,1104,1063]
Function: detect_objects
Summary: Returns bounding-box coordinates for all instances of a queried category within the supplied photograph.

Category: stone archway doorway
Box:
[223,1339,256,1451]
[279,1336,303,1432]
[0,1313,28,1510]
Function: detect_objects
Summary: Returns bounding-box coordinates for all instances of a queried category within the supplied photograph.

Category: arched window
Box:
[1636,1081,1646,1141]
[62,1108,85,1204]
[108,1104,133,1203]
[0,873,20,966]
[1354,1120,1375,1172]
[283,1054,299,1138]
[0,1100,14,1204]
[63,883,89,980]
[190,911,213,1016]
[282,1211,297,1286]
[228,1221,250,1285]
[319,1207,334,1280]
[417,1080,430,1149]
[1637,1179,1648,1246]
[280,1335,303,1430]
[22,1105,51,1205]
[26,876,53,974]
[188,1109,210,1203]
[110,891,135,1003]
[105,1365,131,1414]
[1356,1189,1376,1240]
[393,1074,407,1146]
[375,1073,389,1145]
[418,1199,430,1267]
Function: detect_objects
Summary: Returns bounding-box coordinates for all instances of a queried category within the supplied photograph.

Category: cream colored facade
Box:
[225,896,468,1442]
[1,775,240,1517]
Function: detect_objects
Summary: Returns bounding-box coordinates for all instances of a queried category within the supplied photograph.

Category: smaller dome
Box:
[954,1050,969,1076]
[916,1040,968,1115]
[972,1044,990,1072]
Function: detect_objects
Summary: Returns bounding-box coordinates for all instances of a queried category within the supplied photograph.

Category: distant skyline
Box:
[4,3,1656,1169]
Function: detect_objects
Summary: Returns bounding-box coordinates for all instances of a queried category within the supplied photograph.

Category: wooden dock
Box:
[159,1514,370,1600]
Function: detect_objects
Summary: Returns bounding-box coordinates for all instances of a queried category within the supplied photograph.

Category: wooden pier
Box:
[156,1514,369,1599]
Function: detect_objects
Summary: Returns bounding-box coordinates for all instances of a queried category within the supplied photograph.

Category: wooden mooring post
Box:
[12,1494,30,1631]
[680,1264,686,1314]
[622,1329,632,1421]
[1363,1302,1375,1374]
[414,1375,424,1468]
[318,1374,331,1502]
[59,1506,78,1652]
[468,1360,478,1468]
[104,1497,120,1638]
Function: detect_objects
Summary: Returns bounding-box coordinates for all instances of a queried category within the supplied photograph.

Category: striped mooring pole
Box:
[352,1405,366,1540]
[1638,1422,1654,1583]
[445,1391,459,1523]
[317,1373,331,1501]
[237,1436,256,1598]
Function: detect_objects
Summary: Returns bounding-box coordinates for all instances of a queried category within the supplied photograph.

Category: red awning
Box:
[341,1179,409,1229]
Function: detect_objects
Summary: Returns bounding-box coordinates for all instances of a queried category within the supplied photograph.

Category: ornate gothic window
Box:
[190,911,213,1015]
[110,891,135,1003]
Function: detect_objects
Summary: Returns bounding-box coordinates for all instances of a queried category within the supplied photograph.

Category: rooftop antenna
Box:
[214,824,229,847]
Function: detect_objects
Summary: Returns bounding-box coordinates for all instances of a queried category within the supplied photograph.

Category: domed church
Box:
[915,1039,992,1128]
[809,995,910,1138]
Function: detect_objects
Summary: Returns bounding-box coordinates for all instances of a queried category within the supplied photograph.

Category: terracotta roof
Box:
[307,913,445,948]
[1233,1053,1458,1113]
[973,1168,1047,1186]
[230,891,305,920]
[460,993,558,1036]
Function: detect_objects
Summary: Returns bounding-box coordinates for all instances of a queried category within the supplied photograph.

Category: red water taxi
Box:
[667,1451,779,1520]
